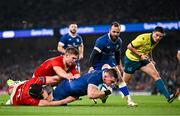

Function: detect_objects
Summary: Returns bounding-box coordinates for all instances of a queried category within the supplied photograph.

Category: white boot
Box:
[126,95,138,107]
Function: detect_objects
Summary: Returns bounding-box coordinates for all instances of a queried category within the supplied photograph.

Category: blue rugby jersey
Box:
[92,33,122,69]
[58,33,83,49]
[53,70,104,100]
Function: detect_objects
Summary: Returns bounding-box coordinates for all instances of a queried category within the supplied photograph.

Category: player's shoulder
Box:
[138,33,151,38]
[62,33,69,37]
[60,34,69,41]
[76,34,82,38]
[91,70,103,76]
[96,34,109,43]
[135,33,151,40]
[49,55,63,61]
[116,37,122,43]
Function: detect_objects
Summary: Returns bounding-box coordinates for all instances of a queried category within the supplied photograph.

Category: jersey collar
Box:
[150,33,156,46]
[68,32,77,38]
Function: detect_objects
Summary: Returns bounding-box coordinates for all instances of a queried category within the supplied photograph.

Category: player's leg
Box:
[6,79,26,105]
[6,79,24,95]
[102,64,133,105]
[140,62,178,103]
[120,57,138,106]
[122,72,137,106]
[122,72,132,83]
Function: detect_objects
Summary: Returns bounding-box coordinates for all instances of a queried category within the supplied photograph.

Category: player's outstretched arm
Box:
[57,44,66,54]
[53,66,73,79]
[38,96,76,106]
[78,44,84,60]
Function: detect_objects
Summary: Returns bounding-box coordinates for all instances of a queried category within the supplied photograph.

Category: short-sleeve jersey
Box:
[11,77,46,106]
[34,56,79,78]
[53,70,105,100]
[93,34,122,69]
[58,33,83,49]
[126,33,159,61]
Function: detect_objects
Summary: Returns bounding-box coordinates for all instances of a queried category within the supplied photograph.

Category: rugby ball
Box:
[98,83,108,91]
[98,84,109,103]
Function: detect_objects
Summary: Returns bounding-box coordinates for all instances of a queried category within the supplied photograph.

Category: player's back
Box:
[69,70,103,96]
[34,56,63,77]
[53,70,104,100]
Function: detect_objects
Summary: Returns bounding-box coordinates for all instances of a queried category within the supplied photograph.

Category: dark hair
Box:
[29,84,43,99]
[154,26,165,34]
[111,21,120,27]
[65,47,79,56]
[68,22,78,27]
[105,68,118,79]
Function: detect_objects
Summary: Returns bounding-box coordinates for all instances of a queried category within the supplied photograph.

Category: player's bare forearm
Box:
[53,66,73,80]
[88,67,94,73]
[79,45,84,60]
[39,96,76,106]
[57,45,66,54]
[87,84,106,99]
[73,74,80,78]
[127,43,142,57]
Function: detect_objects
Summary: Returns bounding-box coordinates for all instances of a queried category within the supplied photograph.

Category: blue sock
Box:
[155,79,170,99]
[119,82,129,96]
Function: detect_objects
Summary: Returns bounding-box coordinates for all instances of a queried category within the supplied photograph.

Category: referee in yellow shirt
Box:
[123,26,178,103]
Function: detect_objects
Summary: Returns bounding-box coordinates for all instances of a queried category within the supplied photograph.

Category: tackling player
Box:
[32,47,80,85]
[7,77,75,106]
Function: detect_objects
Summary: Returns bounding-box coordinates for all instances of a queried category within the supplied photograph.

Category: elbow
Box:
[57,46,60,52]
[57,45,65,53]
[127,43,134,51]
[127,43,131,49]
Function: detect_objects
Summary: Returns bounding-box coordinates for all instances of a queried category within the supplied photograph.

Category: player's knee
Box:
[151,72,160,80]
[122,75,131,83]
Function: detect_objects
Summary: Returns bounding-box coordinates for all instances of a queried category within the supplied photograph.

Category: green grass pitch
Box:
[0,94,180,116]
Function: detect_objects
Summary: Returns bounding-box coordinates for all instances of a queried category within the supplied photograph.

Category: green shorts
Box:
[123,56,150,74]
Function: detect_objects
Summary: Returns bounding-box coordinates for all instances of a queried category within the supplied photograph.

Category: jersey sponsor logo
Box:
[116,45,119,49]
[76,39,80,42]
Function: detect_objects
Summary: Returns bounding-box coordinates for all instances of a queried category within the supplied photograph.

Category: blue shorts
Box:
[123,56,150,74]
[93,58,116,70]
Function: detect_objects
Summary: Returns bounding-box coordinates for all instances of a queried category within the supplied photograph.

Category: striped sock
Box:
[119,82,130,96]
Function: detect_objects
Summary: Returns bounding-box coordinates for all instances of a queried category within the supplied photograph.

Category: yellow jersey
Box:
[126,33,159,61]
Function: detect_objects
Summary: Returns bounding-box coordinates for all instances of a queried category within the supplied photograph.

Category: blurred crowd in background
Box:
[0,0,179,29]
[0,0,179,94]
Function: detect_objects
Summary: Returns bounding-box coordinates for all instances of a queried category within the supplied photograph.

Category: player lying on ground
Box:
[6,76,76,106]
[6,65,118,106]
[52,66,119,105]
